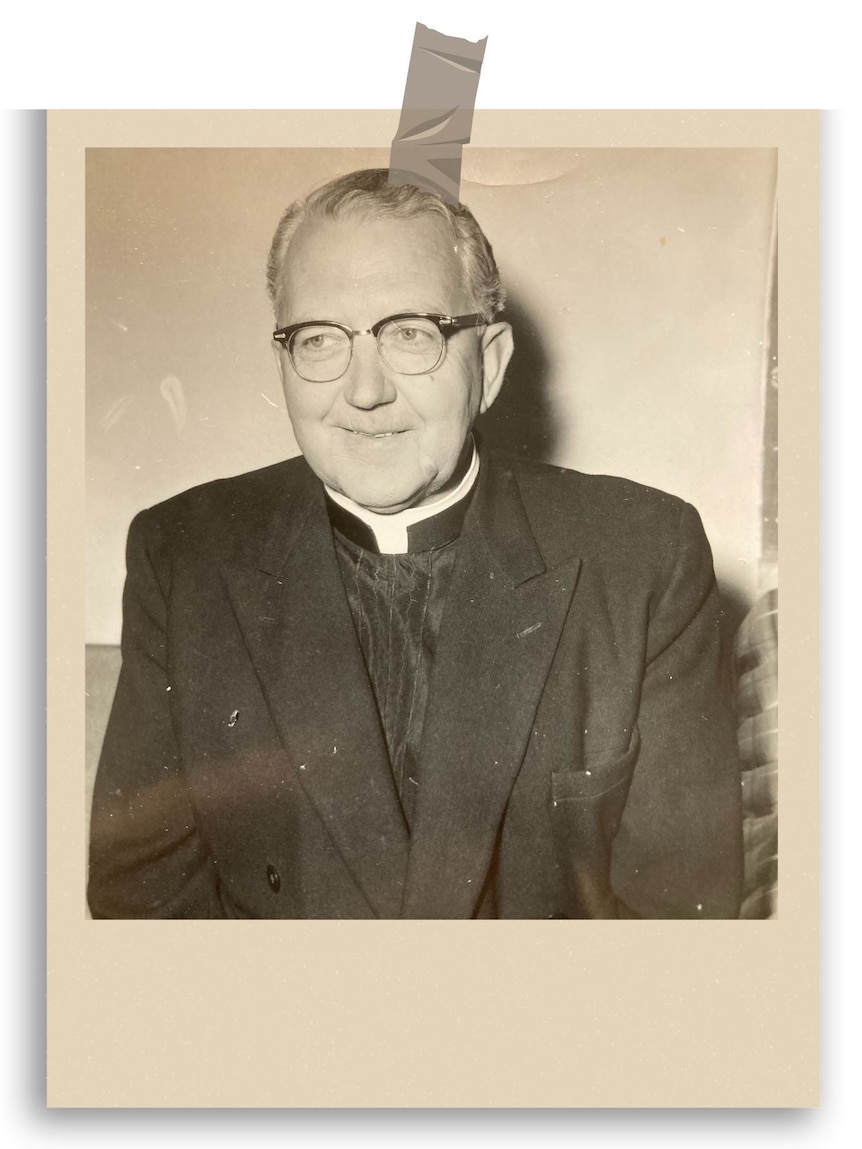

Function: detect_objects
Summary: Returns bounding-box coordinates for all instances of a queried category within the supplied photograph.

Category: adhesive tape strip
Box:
[389,22,487,207]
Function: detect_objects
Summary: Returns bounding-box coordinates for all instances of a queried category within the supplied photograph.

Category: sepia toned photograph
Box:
[85,145,778,921]
[45,106,818,1109]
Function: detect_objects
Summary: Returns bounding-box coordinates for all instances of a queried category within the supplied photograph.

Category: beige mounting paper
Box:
[50,110,817,1108]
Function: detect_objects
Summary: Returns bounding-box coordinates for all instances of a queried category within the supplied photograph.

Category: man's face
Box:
[273,213,512,514]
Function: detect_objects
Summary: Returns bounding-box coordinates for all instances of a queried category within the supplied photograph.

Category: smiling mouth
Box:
[345,429,405,438]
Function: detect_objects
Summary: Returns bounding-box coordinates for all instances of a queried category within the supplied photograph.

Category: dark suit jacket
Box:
[88,448,743,919]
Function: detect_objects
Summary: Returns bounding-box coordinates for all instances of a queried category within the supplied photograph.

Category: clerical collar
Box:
[325,441,479,555]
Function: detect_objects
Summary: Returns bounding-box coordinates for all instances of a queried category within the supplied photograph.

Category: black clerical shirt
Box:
[327,492,474,830]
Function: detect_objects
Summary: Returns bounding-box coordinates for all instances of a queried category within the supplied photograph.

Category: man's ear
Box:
[272,340,288,387]
[478,321,514,413]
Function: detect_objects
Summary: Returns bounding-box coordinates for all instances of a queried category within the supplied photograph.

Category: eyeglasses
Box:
[272,312,485,383]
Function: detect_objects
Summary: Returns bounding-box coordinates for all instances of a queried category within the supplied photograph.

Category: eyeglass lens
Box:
[289,317,444,381]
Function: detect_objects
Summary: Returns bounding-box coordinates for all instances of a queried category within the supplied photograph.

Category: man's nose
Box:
[341,334,397,409]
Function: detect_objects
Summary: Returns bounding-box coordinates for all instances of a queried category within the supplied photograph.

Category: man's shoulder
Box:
[130,455,314,548]
[498,453,690,523]
[490,451,705,569]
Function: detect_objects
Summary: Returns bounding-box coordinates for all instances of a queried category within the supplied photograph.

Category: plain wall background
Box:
[86,147,777,643]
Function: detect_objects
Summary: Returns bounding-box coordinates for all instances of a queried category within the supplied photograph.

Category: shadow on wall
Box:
[478,288,749,667]
[477,291,562,462]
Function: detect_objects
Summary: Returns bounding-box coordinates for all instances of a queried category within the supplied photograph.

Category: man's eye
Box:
[294,329,341,355]
[388,323,436,348]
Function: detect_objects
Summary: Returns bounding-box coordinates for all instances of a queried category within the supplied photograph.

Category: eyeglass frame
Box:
[272,312,486,382]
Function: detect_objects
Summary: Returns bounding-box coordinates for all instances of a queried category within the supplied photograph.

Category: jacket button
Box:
[266,864,281,893]
[547,912,568,918]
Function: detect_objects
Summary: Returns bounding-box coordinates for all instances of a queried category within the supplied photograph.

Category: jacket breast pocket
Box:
[551,728,641,803]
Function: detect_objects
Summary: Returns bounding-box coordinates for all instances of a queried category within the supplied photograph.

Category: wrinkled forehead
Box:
[275,211,467,321]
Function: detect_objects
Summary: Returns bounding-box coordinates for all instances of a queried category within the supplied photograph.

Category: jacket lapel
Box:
[220,466,409,919]
[401,458,582,918]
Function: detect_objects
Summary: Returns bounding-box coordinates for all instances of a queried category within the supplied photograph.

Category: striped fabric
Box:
[734,587,778,919]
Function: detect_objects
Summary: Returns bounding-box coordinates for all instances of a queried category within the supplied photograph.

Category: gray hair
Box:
[266,168,506,321]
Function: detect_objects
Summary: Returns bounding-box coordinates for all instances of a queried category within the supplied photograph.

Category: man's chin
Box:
[323,457,444,515]
[337,486,429,515]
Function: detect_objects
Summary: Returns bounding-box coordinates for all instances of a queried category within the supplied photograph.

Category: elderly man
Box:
[88,168,743,919]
